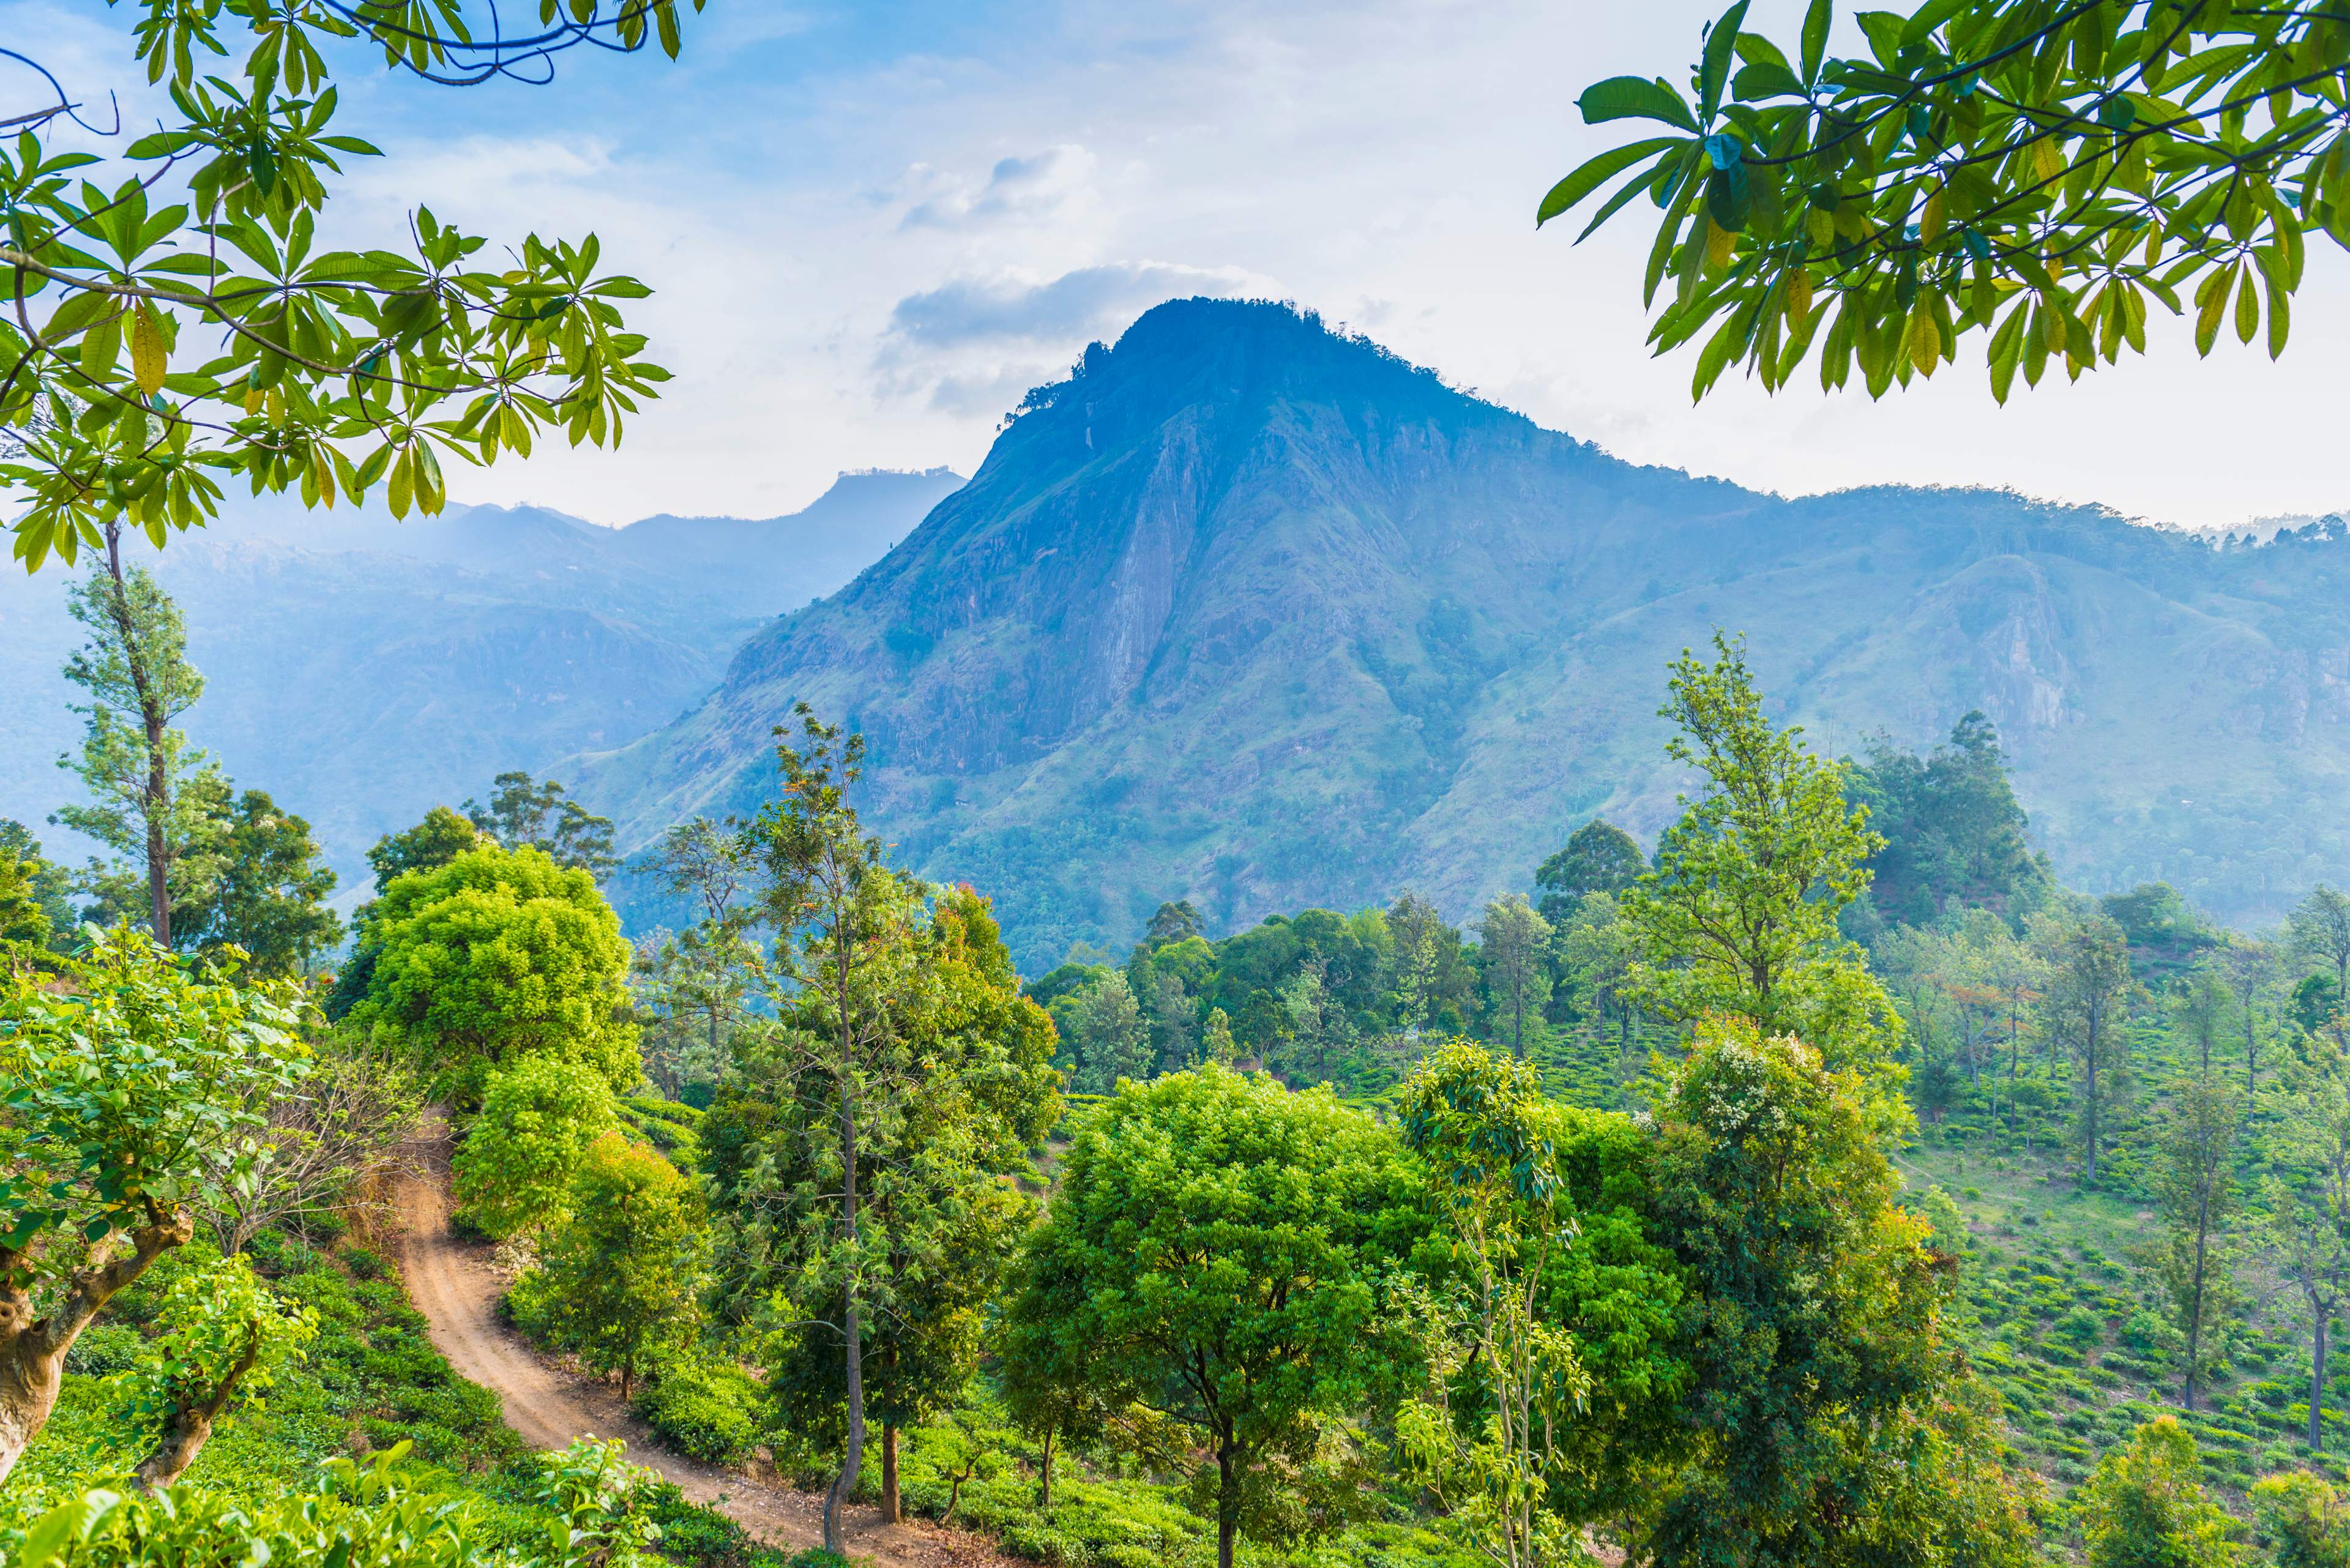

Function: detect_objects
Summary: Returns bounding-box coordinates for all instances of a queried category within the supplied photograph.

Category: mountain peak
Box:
[1004,296,1524,445]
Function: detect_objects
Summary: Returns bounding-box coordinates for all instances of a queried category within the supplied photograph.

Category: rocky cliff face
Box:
[576,299,2350,967]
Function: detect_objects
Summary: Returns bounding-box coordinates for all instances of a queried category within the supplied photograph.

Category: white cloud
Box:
[887,260,1271,348]
[901,144,1099,230]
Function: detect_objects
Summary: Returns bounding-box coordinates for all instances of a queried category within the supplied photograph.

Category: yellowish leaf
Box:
[129,302,167,397]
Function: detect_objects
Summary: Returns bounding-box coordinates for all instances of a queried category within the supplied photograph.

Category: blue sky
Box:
[15,0,2348,528]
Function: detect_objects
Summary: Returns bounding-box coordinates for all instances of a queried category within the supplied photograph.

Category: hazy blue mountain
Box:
[0,468,963,902]
[575,299,2350,969]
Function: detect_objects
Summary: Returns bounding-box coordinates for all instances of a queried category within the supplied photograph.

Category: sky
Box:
[12,0,2348,530]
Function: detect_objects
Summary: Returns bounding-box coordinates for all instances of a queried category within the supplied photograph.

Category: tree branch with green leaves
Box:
[1542,0,2349,401]
[2,0,704,572]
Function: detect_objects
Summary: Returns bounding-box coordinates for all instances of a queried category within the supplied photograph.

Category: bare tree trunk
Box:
[881,1422,900,1524]
[0,1210,192,1484]
[1038,1427,1056,1509]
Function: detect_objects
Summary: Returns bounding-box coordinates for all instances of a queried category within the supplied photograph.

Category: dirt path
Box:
[393,1113,1019,1568]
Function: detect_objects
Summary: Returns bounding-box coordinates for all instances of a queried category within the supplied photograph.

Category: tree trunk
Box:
[881,1422,900,1524]
[1217,1441,1239,1568]
[1038,1428,1055,1509]
[2184,1184,2211,1411]
[2315,1310,2331,1454]
[133,1322,264,1492]
[133,1408,216,1491]
[0,1211,191,1484]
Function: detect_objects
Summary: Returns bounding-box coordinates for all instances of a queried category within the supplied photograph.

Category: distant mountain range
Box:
[0,469,963,902]
[572,299,2350,970]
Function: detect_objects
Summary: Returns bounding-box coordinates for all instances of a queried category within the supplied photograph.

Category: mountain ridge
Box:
[0,469,963,900]
[576,300,2350,968]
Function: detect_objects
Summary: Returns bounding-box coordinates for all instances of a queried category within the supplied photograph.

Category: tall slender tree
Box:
[1621,632,1898,1078]
[635,817,764,1096]
[2153,1073,2241,1411]
[1477,893,1552,1060]
[2266,1040,2350,1452]
[2218,939,2280,1096]
[466,772,618,878]
[748,706,889,1555]
[53,549,223,948]
[2043,918,2138,1185]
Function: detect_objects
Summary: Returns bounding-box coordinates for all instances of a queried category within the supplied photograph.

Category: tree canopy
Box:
[1004,1066,1420,1568]
[348,843,639,1105]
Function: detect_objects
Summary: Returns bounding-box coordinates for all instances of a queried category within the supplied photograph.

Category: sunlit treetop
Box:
[1541,0,2349,402]
[0,0,705,572]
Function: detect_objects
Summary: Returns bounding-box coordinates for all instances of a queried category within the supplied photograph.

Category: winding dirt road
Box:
[392,1114,1018,1568]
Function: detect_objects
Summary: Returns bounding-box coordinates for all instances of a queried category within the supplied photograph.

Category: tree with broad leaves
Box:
[1542,0,2350,402]
[1532,819,1645,924]
[118,1250,318,1491]
[174,788,343,977]
[1000,1066,1419,1568]
[2,1,698,573]
[0,926,307,1483]
[365,804,483,892]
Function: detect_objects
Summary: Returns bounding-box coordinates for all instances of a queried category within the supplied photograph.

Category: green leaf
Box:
[80,308,122,381]
[1698,1,1751,122]
[1988,302,2026,403]
[1801,0,1832,83]
[1855,11,1906,65]
[1578,76,1699,133]
[1732,61,1807,100]
[1900,0,1969,48]
[2261,263,2291,359]
[1690,310,1746,400]
[16,1498,86,1568]
[1538,138,1684,228]
[1706,162,1751,231]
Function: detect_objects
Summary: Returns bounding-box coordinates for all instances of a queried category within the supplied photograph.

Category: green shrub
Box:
[2054,1307,2106,1347]
[61,1322,145,1376]
[636,1480,752,1567]
[634,1360,766,1466]
[343,1245,392,1282]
